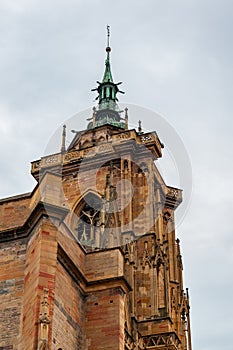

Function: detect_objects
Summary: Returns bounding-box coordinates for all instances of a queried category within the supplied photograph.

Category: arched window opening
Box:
[103,87,107,99]
[74,193,102,247]
[124,159,128,170]
[140,162,149,173]
[110,87,113,99]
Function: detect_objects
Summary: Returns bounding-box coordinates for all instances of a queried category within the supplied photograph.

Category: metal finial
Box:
[61,124,66,154]
[107,25,110,45]
[106,25,111,52]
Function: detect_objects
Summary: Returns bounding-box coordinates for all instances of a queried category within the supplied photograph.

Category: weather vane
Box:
[106,25,110,49]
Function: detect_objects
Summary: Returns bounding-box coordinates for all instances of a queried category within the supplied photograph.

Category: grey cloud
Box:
[0,1,232,348]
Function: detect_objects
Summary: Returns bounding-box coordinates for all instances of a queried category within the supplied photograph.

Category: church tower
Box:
[0,28,192,350]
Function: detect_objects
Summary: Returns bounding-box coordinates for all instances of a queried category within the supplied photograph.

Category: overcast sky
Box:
[0,1,233,349]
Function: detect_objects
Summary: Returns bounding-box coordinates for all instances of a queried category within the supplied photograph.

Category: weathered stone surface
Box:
[0,122,191,350]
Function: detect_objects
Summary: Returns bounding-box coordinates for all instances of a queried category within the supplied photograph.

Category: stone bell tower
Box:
[0,28,192,350]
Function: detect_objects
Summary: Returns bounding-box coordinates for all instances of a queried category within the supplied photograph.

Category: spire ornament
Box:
[90,26,126,130]
[106,24,111,51]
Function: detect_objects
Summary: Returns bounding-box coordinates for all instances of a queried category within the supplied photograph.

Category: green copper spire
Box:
[102,50,113,83]
[90,26,126,130]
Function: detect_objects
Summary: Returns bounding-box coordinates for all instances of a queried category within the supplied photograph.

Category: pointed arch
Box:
[71,191,103,248]
[81,139,92,148]
[71,189,102,213]
[38,341,49,350]
[97,135,105,143]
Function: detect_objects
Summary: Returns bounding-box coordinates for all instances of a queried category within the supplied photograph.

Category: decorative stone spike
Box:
[125,107,129,129]
[61,124,66,154]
